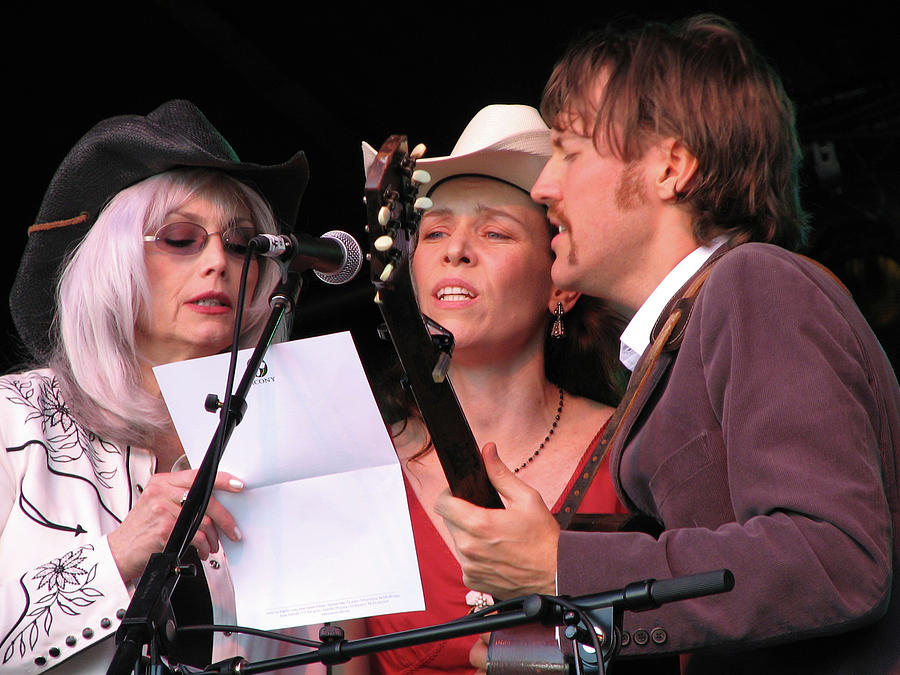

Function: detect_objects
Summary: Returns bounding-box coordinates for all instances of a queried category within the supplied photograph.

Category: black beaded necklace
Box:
[513,387,564,473]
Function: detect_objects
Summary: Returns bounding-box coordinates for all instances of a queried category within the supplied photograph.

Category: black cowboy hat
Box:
[10,99,309,359]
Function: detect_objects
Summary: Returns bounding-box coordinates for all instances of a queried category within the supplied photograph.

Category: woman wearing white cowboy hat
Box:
[0,100,324,674]
[346,104,629,674]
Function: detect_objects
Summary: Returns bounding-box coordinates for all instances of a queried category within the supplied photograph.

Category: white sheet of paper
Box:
[154,332,424,630]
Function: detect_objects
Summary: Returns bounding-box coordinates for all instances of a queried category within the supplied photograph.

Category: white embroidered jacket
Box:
[0,369,322,674]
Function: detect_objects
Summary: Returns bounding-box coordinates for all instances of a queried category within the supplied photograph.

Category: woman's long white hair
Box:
[49,168,284,448]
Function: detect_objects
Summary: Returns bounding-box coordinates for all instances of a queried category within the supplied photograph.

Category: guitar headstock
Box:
[364,135,433,293]
[362,135,503,508]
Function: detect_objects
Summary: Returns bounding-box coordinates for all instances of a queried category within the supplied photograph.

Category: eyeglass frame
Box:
[142,220,261,258]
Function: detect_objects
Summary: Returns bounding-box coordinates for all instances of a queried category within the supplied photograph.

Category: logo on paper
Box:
[253,361,275,385]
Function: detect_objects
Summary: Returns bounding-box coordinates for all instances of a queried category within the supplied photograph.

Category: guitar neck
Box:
[377,275,503,509]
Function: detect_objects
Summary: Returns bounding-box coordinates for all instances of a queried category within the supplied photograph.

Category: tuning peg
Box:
[378,206,391,227]
[414,196,433,212]
[410,143,427,159]
[412,169,431,185]
[379,263,394,282]
[374,235,394,252]
[374,291,382,305]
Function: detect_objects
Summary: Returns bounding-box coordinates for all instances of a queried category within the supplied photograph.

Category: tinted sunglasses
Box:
[143,222,258,258]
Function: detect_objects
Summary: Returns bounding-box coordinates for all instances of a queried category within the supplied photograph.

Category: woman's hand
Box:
[108,469,244,583]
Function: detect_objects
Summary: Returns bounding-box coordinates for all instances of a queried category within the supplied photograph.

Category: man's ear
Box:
[654,138,698,202]
[548,287,581,314]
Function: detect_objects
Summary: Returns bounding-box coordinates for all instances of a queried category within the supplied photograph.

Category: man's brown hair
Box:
[541,14,809,250]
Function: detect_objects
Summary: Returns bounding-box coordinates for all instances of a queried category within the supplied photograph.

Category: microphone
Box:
[251,230,363,285]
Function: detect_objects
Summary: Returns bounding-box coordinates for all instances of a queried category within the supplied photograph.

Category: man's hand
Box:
[434,442,560,599]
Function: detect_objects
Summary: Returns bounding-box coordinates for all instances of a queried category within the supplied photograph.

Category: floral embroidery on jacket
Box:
[1,373,120,486]
[2,546,102,665]
[1,373,118,666]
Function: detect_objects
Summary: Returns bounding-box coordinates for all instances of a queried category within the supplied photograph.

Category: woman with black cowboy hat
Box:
[0,100,322,673]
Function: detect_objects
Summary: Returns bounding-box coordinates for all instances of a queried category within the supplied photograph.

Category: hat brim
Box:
[415,149,548,196]
[362,140,550,197]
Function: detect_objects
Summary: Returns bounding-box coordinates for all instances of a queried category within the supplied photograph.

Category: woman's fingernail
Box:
[229,478,244,490]
[232,526,243,542]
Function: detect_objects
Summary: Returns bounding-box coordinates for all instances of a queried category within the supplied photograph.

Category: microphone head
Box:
[314,230,363,285]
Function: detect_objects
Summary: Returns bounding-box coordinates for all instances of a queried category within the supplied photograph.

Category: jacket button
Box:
[101,618,112,629]
[34,657,47,666]
[116,609,126,620]
[82,628,94,639]
[651,627,668,645]
[49,647,60,657]
[65,636,76,647]
[632,629,650,646]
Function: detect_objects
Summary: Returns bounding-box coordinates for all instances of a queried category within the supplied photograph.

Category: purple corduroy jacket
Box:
[558,243,900,674]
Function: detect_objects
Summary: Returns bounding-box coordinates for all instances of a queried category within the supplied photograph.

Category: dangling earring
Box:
[551,302,565,339]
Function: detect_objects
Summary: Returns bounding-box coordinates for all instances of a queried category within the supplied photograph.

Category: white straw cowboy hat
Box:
[362,104,551,196]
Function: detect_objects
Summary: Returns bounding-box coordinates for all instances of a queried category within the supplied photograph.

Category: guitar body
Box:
[487,624,568,674]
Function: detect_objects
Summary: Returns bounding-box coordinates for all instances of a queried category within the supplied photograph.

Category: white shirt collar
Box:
[619,236,727,371]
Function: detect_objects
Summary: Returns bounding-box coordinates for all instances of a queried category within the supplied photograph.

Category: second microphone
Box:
[250,231,363,285]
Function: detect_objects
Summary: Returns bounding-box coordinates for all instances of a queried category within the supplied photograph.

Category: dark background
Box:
[4,2,898,374]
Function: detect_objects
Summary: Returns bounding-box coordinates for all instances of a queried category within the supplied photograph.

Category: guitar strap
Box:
[555,245,731,529]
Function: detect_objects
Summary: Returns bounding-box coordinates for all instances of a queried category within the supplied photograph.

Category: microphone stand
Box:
[106,261,303,675]
[173,569,734,675]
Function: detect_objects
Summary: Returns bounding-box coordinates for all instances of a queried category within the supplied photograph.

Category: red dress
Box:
[365,422,626,674]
